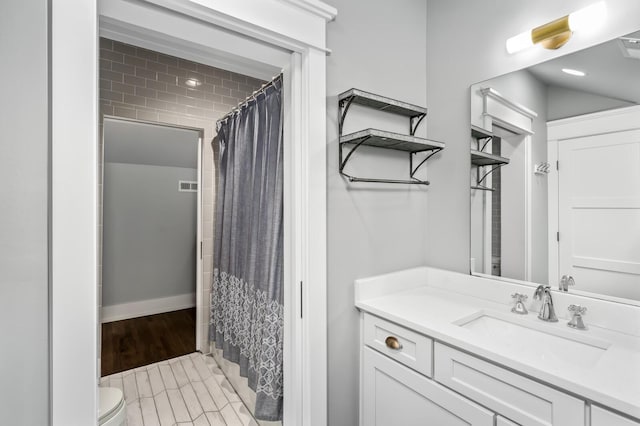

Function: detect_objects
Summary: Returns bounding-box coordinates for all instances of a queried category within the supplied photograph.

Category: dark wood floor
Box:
[101,308,196,376]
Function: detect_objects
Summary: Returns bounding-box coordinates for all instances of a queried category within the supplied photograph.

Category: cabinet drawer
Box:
[592,406,640,426]
[363,347,494,426]
[364,313,433,377]
[434,343,584,426]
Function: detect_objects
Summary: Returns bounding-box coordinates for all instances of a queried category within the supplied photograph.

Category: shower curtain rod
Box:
[216,74,283,126]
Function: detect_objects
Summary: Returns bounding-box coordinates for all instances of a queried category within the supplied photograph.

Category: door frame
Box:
[50,1,336,425]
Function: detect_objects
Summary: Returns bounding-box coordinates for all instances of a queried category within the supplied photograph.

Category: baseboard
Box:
[101,292,196,323]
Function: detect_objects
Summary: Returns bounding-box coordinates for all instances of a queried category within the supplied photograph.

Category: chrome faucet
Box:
[559,275,575,292]
[533,285,558,322]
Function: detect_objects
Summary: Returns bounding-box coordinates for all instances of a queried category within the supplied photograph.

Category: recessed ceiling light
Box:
[562,68,586,76]
[185,78,201,88]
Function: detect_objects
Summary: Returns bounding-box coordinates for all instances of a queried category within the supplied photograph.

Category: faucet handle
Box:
[568,304,587,315]
[511,293,528,302]
[510,293,528,315]
[567,304,587,330]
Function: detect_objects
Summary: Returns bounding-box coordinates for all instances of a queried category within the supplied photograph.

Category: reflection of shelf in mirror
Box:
[340,129,444,153]
[471,125,493,140]
[471,150,509,166]
[471,185,495,191]
[338,88,427,117]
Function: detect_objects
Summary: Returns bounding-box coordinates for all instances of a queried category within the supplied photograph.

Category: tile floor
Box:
[99,352,258,426]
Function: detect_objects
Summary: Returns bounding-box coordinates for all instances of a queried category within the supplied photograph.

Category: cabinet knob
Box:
[385,336,402,350]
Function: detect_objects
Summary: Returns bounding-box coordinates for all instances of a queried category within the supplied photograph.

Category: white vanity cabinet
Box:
[362,347,494,426]
[591,406,640,426]
[360,312,610,426]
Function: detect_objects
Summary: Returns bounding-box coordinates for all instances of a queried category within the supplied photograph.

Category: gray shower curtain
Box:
[210,75,283,421]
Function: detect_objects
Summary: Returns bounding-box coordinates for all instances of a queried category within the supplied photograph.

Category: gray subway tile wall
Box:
[98,37,265,352]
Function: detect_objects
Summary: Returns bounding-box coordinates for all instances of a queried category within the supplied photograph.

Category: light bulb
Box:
[568,1,607,32]
[562,68,586,76]
[506,30,534,54]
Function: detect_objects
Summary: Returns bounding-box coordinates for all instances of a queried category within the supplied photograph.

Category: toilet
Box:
[99,387,126,426]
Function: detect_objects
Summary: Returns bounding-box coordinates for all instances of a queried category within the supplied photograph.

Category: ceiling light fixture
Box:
[506,2,607,54]
[562,68,586,76]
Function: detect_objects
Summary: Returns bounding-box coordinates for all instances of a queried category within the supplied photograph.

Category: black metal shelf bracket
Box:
[410,113,426,136]
[338,96,355,136]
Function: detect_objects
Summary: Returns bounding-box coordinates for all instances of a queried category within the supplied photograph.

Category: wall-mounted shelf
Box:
[338,88,443,185]
[470,126,509,191]
[339,89,428,136]
[471,150,509,167]
[339,129,444,185]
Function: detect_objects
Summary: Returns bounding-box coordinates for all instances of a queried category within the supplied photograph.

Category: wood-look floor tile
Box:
[171,359,191,387]
[159,363,178,390]
[110,376,124,393]
[181,383,204,420]
[126,400,144,426]
[203,376,229,410]
[136,370,153,398]
[181,356,203,383]
[205,411,227,426]
[192,355,213,380]
[123,371,139,403]
[220,404,243,426]
[192,380,218,412]
[153,390,176,426]
[230,402,257,426]
[167,388,191,423]
[101,308,195,376]
[140,397,161,426]
[193,413,211,426]
[219,379,241,403]
[147,365,166,395]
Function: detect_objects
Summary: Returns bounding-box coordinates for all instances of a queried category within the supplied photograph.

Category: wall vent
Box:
[178,180,198,192]
[618,37,640,60]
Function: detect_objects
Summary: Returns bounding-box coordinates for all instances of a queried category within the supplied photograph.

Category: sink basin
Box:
[454,312,611,368]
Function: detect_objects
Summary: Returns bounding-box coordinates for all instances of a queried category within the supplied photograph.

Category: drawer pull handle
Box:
[385,336,402,350]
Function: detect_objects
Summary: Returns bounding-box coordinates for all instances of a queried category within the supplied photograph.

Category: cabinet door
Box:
[592,406,640,426]
[363,347,494,426]
[434,343,584,426]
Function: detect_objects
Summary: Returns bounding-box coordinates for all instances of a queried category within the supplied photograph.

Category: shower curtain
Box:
[210,75,283,421]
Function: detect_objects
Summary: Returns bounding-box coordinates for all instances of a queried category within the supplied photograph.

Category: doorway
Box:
[50,1,332,424]
[100,117,202,375]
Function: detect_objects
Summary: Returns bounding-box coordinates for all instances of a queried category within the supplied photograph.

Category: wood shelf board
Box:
[471,125,493,139]
[341,129,444,153]
[470,149,509,166]
[339,88,427,117]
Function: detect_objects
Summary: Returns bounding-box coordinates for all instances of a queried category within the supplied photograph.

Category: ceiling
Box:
[527,30,640,104]
[104,118,199,169]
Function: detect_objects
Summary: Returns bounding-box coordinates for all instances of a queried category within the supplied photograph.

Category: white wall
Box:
[102,163,197,307]
[426,0,640,277]
[325,1,428,424]
[0,1,49,424]
[547,85,634,120]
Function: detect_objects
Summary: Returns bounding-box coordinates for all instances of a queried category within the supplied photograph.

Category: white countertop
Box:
[355,268,640,419]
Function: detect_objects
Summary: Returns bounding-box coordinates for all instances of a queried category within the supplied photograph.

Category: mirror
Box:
[470,30,640,304]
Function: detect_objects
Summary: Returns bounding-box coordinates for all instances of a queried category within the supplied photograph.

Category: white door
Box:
[558,129,640,300]
[362,347,494,426]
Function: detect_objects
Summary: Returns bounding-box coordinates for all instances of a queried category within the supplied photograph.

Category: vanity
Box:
[355,267,640,426]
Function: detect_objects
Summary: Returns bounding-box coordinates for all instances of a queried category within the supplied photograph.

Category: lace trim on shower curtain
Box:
[210,268,284,399]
